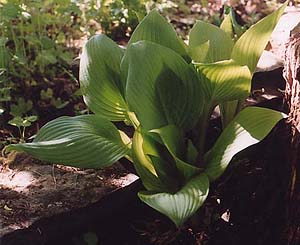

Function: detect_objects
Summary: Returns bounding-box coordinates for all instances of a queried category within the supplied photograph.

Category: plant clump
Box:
[6,1,288,227]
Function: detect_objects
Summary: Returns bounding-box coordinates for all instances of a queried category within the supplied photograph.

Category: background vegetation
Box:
[0,0,294,147]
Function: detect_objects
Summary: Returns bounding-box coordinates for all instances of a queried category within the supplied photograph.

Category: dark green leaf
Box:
[189,21,234,62]
[132,129,178,192]
[128,9,188,59]
[123,41,203,131]
[150,125,202,180]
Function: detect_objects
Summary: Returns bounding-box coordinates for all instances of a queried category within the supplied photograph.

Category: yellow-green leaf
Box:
[139,173,209,227]
[205,107,287,181]
[189,21,234,62]
[5,115,131,168]
[132,129,179,192]
[80,35,128,121]
[231,1,287,73]
[196,59,251,105]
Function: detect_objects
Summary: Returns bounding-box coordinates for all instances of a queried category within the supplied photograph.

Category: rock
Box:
[256,7,300,72]
[256,50,283,72]
[270,6,300,60]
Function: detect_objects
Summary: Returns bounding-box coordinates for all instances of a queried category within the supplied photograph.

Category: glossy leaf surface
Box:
[231,1,287,73]
[196,59,251,106]
[205,107,286,181]
[124,41,203,131]
[80,35,128,121]
[128,9,188,59]
[189,21,234,62]
[6,115,130,168]
[139,173,209,227]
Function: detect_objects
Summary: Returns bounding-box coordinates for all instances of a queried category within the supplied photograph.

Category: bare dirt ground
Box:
[0,152,138,237]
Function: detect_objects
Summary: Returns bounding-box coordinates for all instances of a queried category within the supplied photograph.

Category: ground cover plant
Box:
[0,0,78,118]
[0,0,147,144]
[5,1,288,227]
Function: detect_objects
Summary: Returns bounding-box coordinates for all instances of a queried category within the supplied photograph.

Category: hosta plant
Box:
[6,2,288,227]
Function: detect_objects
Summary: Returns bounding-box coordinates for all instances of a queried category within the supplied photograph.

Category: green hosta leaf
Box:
[187,140,198,164]
[219,100,239,128]
[188,41,210,64]
[149,156,180,192]
[220,7,245,40]
[151,125,185,159]
[150,125,201,180]
[132,129,179,192]
[5,115,130,168]
[174,157,202,182]
[205,107,287,181]
[128,9,188,59]
[123,41,203,131]
[196,59,251,105]
[80,35,128,121]
[231,1,287,73]
[220,12,234,39]
[139,173,209,227]
[142,132,179,192]
[189,21,234,62]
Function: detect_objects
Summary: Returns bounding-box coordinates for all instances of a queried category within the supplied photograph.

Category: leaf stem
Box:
[127,111,140,129]
[124,154,133,163]
[195,106,213,166]
[235,99,244,114]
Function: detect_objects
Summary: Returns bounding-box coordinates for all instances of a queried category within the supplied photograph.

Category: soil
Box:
[0,153,138,238]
